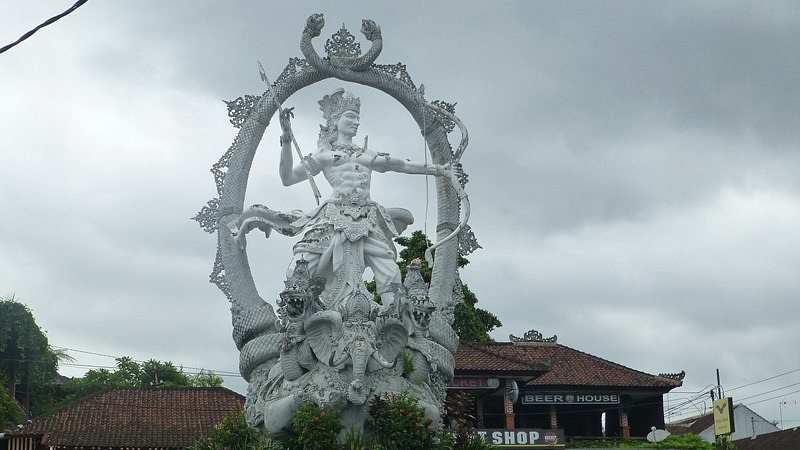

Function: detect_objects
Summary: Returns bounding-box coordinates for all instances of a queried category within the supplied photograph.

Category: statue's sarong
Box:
[237,197,413,307]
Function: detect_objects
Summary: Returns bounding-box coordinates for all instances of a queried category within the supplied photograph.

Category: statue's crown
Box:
[319,88,361,124]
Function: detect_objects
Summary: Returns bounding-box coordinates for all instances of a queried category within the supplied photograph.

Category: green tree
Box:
[0,297,61,417]
[187,409,271,450]
[0,385,24,431]
[369,231,501,342]
[62,357,223,402]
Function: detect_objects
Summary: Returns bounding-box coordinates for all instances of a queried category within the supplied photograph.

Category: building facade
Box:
[450,330,683,440]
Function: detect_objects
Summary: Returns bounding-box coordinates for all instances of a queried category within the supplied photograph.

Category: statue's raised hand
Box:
[279,107,295,136]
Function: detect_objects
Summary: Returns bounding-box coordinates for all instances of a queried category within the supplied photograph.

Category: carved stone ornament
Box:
[510,329,558,344]
[194,14,475,440]
[657,370,686,381]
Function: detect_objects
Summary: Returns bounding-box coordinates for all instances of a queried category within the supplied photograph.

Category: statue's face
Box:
[336,110,360,138]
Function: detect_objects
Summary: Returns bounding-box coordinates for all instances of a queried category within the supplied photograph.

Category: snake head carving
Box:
[360,19,381,41]
[304,13,325,38]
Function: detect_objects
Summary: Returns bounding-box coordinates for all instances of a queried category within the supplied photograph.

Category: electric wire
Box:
[0,1,89,55]
[52,346,240,376]
[728,367,800,392]
[737,382,800,403]
[747,388,800,407]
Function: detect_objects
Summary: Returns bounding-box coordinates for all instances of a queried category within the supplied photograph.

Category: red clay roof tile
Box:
[456,342,682,389]
[15,387,244,449]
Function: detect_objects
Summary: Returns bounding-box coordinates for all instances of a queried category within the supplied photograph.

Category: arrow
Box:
[257,61,321,205]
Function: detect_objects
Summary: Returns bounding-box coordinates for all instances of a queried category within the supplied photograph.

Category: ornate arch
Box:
[193,14,478,371]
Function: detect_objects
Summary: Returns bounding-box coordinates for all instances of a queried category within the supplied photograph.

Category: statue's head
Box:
[318,88,361,143]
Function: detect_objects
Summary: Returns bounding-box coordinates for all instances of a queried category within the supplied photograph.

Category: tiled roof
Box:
[734,427,800,450]
[456,342,682,389]
[665,410,710,435]
[455,341,553,375]
[15,387,244,449]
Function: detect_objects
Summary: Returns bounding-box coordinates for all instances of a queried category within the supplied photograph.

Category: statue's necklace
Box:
[332,142,363,157]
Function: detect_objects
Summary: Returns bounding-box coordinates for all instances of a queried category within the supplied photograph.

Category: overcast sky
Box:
[2,1,799,428]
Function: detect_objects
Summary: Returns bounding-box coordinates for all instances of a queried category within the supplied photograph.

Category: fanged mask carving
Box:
[278,259,325,321]
[404,260,435,332]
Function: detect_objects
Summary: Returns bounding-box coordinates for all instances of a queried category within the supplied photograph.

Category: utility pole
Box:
[780,400,797,429]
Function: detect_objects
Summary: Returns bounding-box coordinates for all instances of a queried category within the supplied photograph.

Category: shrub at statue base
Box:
[368,392,437,450]
[277,394,496,450]
[281,402,343,450]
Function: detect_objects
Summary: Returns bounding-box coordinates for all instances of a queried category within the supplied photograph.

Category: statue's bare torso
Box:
[317,146,378,199]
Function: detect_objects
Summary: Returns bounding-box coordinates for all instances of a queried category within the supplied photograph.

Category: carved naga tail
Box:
[194,12,480,392]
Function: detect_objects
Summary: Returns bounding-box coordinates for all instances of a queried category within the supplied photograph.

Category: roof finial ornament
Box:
[510,329,557,343]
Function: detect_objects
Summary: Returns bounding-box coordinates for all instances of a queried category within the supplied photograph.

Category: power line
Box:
[57,362,242,378]
[737,381,800,403]
[747,388,800,407]
[53,346,240,376]
[728,368,800,392]
[0,0,89,55]
[52,346,118,360]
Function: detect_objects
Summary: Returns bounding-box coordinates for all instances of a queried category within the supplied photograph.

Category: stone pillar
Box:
[549,405,558,429]
[619,406,630,437]
[504,380,515,429]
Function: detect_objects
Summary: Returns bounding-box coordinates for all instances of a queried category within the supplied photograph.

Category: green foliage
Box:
[712,435,736,450]
[454,435,497,450]
[62,356,224,402]
[0,297,61,417]
[187,409,271,450]
[567,432,713,449]
[269,394,496,450]
[399,350,415,377]
[0,385,24,431]
[452,288,501,343]
[283,402,342,450]
[367,231,501,342]
[343,425,369,450]
[445,391,478,448]
[368,391,436,450]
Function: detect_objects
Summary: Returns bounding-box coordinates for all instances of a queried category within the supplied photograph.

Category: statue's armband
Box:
[302,154,322,176]
[374,152,405,173]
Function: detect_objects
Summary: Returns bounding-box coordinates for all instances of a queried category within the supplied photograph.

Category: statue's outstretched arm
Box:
[372,152,459,178]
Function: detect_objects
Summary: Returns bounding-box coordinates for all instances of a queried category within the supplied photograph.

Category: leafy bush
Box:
[567,432,713,449]
[187,409,270,450]
[712,435,736,450]
[288,402,342,450]
[275,393,493,450]
[368,392,436,450]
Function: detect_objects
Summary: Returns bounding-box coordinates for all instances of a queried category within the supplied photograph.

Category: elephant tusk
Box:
[370,350,396,369]
[330,350,350,367]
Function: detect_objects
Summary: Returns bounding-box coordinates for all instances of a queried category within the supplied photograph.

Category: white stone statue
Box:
[233,89,457,434]
[236,88,457,313]
[194,13,480,441]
